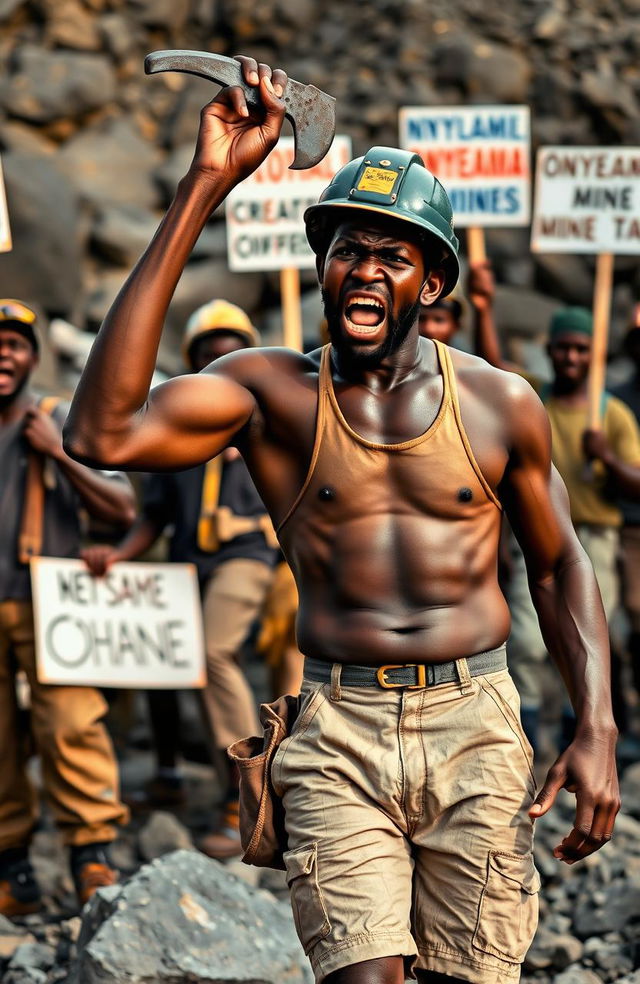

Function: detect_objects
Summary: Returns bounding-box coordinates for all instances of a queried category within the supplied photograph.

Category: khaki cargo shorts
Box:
[271,658,540,983]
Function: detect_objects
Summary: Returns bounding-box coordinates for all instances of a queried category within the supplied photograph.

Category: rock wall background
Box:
[0,0,639,385]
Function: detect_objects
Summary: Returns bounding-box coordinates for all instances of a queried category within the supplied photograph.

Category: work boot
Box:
[199,801,242,860]
[0,849,42,917]
[123,773,187,813]
[70,843,118,906]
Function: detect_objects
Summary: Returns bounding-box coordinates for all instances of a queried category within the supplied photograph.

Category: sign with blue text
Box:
[31,558,205,688]
[531,146,640,254]
[225,135,352,271]
[398,105,531,227]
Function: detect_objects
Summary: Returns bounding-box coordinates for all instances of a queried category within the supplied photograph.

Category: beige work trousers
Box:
[200,558,273,750]
[273,663,539,983]
[0,600,128,851]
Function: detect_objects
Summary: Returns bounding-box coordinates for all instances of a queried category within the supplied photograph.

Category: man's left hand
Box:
[23,406,63,458]
[528,729,620,863]
[583,428,613,465]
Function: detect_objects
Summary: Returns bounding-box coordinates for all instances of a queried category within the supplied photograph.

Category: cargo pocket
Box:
[473,851,540,964]
[283,843,331,954]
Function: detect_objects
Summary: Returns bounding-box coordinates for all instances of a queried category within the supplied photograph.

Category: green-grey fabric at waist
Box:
[303,644,507,689]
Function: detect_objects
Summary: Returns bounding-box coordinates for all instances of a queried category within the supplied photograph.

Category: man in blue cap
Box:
[64,58,619,984]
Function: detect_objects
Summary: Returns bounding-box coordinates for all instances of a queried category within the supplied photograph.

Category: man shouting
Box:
[64,58,619,984]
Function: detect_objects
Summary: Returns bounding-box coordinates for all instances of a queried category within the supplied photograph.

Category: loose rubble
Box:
[1,767,638,983]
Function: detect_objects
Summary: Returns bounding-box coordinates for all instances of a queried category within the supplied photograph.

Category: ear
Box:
[420,268,446,306]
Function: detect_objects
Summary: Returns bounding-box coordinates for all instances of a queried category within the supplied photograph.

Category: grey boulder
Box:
[69,849,310,984]
[1,46,116,123]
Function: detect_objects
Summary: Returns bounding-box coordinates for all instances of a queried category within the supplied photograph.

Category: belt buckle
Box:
[376,664,427,689]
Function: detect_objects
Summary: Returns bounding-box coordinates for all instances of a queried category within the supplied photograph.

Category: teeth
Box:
[349,296,383,308]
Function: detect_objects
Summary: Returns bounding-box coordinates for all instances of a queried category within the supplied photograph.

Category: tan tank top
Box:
[277,341,501,564]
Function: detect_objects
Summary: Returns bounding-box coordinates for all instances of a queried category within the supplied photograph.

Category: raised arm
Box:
[63,58,288,472]
[468,261,517,371]
[499,377,619,863]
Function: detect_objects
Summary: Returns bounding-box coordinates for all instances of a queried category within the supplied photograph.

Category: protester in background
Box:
[84,300,286,860]
[470,266,640,750]
[0,300,135,916]
[418,292,464,344]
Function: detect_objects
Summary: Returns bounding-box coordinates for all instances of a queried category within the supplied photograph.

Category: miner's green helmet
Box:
[304,147,460,296]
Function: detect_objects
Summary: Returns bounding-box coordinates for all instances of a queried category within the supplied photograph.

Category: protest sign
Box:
[225,134,352,272]
[31,558,205,688]
[0,155,12,252]
[531,147,640,254]
[399,105,531,228]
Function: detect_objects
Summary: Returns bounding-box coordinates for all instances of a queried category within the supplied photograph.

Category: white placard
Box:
[531,146,640,254]
[0,156,12,252]
[225,135,352,271]
[399,105,531,227]
[31,558,205,688]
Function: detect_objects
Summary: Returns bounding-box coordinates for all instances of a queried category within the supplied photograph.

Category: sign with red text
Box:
[531,146,640,254]
[398,105,531,227]
[31,558,205,688]
[225,135,352,271]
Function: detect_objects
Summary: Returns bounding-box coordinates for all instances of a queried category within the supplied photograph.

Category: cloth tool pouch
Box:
[18,397,60,565]
[227,693,301,870]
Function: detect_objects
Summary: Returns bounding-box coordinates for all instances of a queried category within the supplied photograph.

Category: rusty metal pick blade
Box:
[144,50,336,170]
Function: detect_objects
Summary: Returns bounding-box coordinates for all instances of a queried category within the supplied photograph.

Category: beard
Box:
[321,289,420,370]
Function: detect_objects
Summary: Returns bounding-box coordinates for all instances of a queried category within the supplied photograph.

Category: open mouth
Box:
[343,294,386,336]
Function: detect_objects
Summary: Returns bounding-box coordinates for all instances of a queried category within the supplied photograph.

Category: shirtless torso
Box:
[207,338,510,665]
[64,54,617,909]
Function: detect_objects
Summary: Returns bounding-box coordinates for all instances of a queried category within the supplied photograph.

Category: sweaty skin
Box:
[64,54,618,918]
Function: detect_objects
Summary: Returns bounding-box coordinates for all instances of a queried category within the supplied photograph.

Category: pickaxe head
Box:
[144,50,336,170]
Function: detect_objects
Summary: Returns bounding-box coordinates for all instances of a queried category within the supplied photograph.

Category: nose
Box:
[351,253,385,282]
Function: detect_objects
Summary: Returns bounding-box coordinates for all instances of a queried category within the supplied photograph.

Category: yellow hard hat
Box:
[182,299,260,367]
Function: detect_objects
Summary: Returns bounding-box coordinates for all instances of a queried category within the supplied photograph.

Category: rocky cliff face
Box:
[0,0,638,382]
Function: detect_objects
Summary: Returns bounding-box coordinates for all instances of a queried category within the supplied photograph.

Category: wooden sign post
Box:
[532,146,640,433]
[0,155,11,253]
[399,105,531,278]
[225,135,352,352]
[466,226,487,266]
[588,252,614,429]
[280,266,303,352]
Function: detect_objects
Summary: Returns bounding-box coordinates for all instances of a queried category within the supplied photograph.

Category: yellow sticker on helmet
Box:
[357,167,399,195]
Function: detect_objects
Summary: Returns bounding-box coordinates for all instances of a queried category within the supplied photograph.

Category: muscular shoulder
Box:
[204,345,322,392]
[451,346,544,423]
[447,346,551,476]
